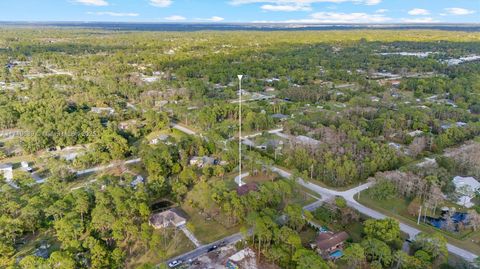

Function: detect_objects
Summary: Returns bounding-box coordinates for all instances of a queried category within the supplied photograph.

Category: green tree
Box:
[370,180,396,200]
[341,243,365,268]
[413,232,448,261]
[364,218,400,243]
[285,205,307,231]
[293,248,329,269]
[361,237,393,267]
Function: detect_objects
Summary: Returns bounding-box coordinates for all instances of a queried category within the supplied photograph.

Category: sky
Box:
[0,0,478,23]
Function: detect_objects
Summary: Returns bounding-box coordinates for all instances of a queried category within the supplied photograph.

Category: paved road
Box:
[75,158,141,176]
[165,197,322,267]
[270,166,479,263]
[165,232,245,266]
[171,123,197,136]
[233,172,249,186]
[30,158,142,187]
[241,128,284,139]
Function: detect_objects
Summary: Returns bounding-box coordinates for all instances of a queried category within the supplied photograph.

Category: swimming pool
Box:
[329,250,343,259]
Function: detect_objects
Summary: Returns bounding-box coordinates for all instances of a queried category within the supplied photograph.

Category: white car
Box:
[168,260,182,268]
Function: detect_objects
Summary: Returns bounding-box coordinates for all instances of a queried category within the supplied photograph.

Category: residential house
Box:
[119,120,142,131]
[91,107,115,115]
[257,139,283,151]
[150,134,170,145]
[295,135,321,147]
[0,163,13,182]
[271,113,289,121]
[34,243,51,259]
[407,130,424,137]
[441,122,468,130]
[312,231,349,259]
[149,209,186,229]
[130,175,144,188]
[21,161,33,173]
[388,142,402,150]
[189,156,217,168]
[452,176,480,208]
[226,248,256,269]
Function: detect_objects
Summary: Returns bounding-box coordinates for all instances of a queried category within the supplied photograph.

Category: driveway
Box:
[179,225,202,248]
[171,123,197,136]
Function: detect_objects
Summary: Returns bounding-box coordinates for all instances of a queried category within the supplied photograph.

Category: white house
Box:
[130,175,144,188]
[150,134,170,145]
[189,156,216,168]
[453,176,480,208]
[407,130,424,137]
[0,163,13,182]
[149,209,186,229]
[91,107,115,115]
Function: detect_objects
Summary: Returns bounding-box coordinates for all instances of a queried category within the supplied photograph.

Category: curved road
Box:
[271,166,478,262]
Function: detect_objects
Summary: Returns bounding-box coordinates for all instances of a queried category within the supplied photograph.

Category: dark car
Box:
[207,245,218,252]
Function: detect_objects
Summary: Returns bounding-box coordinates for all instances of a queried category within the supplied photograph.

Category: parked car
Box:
[207,245,218,252]
[168,260,182,268]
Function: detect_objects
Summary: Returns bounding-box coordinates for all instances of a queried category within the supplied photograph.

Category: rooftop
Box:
[316,232,349,251]
[149,208,186,228]
[453,176,480,191]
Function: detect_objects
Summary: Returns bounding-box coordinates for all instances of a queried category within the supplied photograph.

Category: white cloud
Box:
[375,9,388,13]
[257,11,390,23]
[408,8,430,16]
[261,4,311,11]
[309,11,389,22]
[87,11,139,17]
[401,17,438,23]
[229,0,382,11]
[363,0,381,5]
[207,16,225,22]
[73,0,108,6]
[149,0,172,7]
[193,16,225,22]
[164,15,186,21]
[443,7,475,15]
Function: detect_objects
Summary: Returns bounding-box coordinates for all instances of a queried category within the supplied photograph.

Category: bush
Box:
[370,180,396,200]
[335,196,347,208]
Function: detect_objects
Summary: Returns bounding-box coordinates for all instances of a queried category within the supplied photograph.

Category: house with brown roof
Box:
[149,209,186,229]
[311,231,349,259]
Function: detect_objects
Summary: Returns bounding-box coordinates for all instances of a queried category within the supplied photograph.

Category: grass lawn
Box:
[145,128,187,142]
[356,190,480,255]
[243,173,276,184]
[127,229,195,269]
[181,204,241,244]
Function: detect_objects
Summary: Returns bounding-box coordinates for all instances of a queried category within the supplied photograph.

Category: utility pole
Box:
[310,164,313,180]
[238,75,243,187]
[417,205,422,225]
[357,182,361,200]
